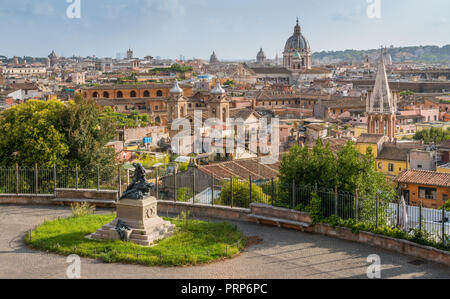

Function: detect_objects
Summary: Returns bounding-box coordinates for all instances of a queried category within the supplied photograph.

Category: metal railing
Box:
[1,164,448,244]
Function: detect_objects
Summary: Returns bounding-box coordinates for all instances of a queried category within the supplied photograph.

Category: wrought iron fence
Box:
[1,164,448,244]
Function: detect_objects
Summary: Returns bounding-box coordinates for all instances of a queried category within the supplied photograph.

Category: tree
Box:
[0,100,69,166]
[279,139,337,189]
[413,127,450,144]
[60,94,117,167]
[278,139,395,209]
[0,94,117,167]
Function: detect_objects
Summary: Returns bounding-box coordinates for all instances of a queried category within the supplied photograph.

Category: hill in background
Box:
[313,45,450,65]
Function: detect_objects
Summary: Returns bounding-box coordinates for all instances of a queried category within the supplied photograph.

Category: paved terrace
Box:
[0,205,449,279]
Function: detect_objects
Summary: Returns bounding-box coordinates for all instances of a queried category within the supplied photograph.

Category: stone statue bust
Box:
[120,163,152,200]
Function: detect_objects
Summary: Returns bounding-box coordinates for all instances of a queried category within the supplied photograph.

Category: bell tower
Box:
[207,81,229,124]
[367,49,397,141]
[167,80,188,137]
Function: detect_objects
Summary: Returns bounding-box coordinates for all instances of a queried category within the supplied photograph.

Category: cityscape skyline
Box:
[1,0,450,60]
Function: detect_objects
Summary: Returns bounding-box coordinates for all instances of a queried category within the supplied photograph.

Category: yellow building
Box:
[353,124,368,139]
[437,164,450,174]
[355,134,424,179]
[355,134,385,158]
[375,146,410,179]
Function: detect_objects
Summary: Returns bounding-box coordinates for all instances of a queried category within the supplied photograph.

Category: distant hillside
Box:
[313,45,450,64]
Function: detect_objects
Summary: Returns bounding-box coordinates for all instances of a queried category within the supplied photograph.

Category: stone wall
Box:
[314,223,450,267]
[157,200,251,222]
[0,194,54,205]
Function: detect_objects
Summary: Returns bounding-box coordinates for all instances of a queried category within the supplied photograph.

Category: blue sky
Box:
[1,0,449,60]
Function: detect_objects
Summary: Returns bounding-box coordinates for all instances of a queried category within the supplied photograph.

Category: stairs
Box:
[91,217,175,246]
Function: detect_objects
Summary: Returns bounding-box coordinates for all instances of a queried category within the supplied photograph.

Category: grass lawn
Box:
[25,213,246,266]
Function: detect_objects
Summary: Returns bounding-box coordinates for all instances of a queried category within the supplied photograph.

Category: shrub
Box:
[217,180,269,208]
[439,200,450,212]
[322,216,449,251]
[307,192,322,224]
[177,187,193,202]
[71,202,95,217]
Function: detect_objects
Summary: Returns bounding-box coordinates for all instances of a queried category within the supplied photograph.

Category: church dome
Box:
[284,19,310,52]
[170,79,183,95]
[211,81,225,95]
[257,48,266,60]
[210,51,220,64]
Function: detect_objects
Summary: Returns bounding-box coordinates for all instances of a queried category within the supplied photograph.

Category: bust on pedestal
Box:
[91,163,175,246]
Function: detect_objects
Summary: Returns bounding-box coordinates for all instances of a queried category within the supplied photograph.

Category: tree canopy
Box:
[413,127,450,144]
[0,100,68,166]
[278,140,395,201]
[0,94,116,167]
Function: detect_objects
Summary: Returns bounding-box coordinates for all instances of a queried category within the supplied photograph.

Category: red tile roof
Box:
[199,158,280,180]
[393,170,450,188]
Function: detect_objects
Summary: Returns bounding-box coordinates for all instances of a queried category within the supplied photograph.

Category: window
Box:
[418,187,437,200]
[417,165,423,169]
[156,90,163,97]
[154,105,158,111]
[388,164,394,172]
[130,91,137,98]
[103,91,109,98]
[443,194,448,201]
[117,91,123,98]
[143,90,150,97]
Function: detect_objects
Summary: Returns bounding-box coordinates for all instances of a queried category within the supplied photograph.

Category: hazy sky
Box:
[1,0,449,60]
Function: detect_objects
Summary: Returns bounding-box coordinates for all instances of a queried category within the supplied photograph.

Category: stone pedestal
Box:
[91,196,175,246]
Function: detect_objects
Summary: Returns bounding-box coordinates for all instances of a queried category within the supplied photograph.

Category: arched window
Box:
[103,91,109,98]
[143,90,150,97]
[93,92,99,98]
[156,90,163,97]
[117,91,123,98]
[155,116,161,124]
[130,91,137,98]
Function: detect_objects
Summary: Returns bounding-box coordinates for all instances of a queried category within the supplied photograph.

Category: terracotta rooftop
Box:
[229,108,261,121]
[250,67,292,75]
[377,146,412,162]
[82,83,191,90]
[438,140,450,149]
[394,170,450,188]
[357,134,385,144]
[199,157,280,181]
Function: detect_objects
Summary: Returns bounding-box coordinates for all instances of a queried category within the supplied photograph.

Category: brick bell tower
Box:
[367,49,397,141]
[207,81,229,124]
[167,80,188,138]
